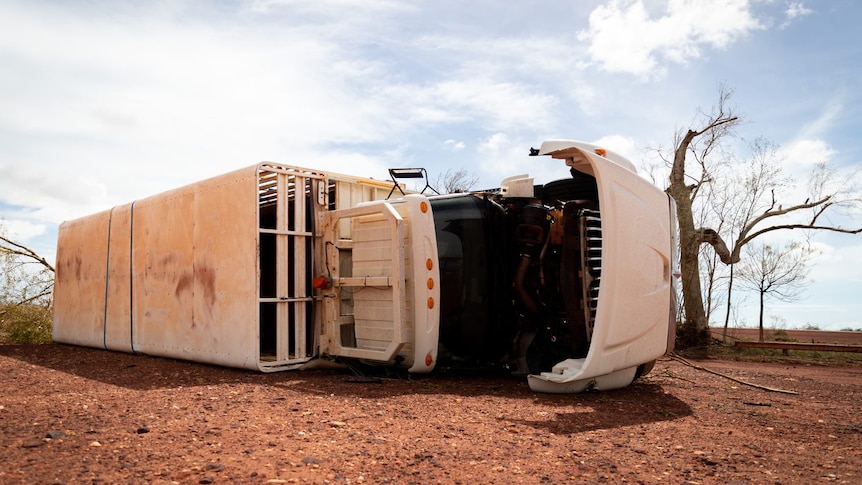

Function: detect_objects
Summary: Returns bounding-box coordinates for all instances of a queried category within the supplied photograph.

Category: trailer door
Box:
[257,165,325,370]
[318,195,441,373]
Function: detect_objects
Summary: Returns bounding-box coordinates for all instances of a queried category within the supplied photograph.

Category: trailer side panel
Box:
[54,167,261,369]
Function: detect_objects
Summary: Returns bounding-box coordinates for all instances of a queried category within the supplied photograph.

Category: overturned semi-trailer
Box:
[53,140,677,393]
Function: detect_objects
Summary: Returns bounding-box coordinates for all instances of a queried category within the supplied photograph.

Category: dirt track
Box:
[1,343,860,484]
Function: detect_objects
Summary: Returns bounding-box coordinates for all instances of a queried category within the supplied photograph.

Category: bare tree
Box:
[708,138,790,341]
[433,169,479,194]
[0,229,54,306]
[666,86,740,346]
[705,154,861,342]
[696,167,732,326]
[736,241,815,341]
[667,87,862,347]
[702,163,862,266]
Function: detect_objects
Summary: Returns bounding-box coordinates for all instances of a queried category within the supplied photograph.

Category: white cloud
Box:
[590,134,640,165]
[0,0,568,229]
[0,1,431,223]
[478,133,510,154]
[796,97,844,141]
[245,0,412,16]
[0,164,111,224]
[1,218,47,243]
[777,138,836,169]
[782,2,814,29]
[443,139,466,151]
[473,133,578,187]
[379,79,559,133]
[578,0,764,78]
[0,0,858,332]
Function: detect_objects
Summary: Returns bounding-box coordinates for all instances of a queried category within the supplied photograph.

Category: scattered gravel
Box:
[1,343,860,484]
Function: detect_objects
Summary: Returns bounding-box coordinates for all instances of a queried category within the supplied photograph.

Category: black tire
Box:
[634,360,656,380]
[540,174,598,205]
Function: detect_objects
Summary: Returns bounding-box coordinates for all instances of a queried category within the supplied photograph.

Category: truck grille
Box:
[581,209,602,340]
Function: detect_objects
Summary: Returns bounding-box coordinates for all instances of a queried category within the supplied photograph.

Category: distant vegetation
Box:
[0,304,52,344]
[1,222,54,344]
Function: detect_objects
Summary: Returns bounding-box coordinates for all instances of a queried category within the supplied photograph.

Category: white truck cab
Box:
[53,140,676,393]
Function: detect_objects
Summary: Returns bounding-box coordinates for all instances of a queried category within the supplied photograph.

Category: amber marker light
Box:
[425,353,433,367]
[420,201,428,213]
[427,278,434,290]
[595,148,607,157]
[426,258,433,270]
[427,297,434,309]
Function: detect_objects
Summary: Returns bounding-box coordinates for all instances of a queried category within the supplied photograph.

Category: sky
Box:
[1,0,860,330]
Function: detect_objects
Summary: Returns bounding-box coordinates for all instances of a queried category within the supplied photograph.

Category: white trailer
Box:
[53,140,677,393]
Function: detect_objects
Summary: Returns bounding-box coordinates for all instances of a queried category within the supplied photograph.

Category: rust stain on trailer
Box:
[196,264,217,309]
[158,253,177,267]
[57,253,83,282]
[174,272,192,299]
[171,263,217,329]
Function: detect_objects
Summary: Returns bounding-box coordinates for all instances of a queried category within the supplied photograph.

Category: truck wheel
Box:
[541,175,598,205]
[634,360,656,380]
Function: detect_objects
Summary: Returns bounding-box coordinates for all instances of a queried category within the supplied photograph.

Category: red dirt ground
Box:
[1,343,860,484]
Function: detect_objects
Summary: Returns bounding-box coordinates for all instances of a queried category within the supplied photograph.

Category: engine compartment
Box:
[431,169,604,375]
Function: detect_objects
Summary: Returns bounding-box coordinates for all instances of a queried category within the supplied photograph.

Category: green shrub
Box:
[770,329,797,342]
[0,304,53,344]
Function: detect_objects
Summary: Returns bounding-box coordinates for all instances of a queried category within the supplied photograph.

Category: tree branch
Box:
[742,196,831,232]
[738,224,862,249]
[0,236,54,273]
[733,196,834,255]
[14,286,55,306]
[669,354,798,395]
[696,228,736,264]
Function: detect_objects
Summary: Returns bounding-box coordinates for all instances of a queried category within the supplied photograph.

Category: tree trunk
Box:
[668,130,710,348]
[676,196,708,330]
[758,289,765,342]
[665,94,740,349]
[722,263,734,343]
[705,253,717,322]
